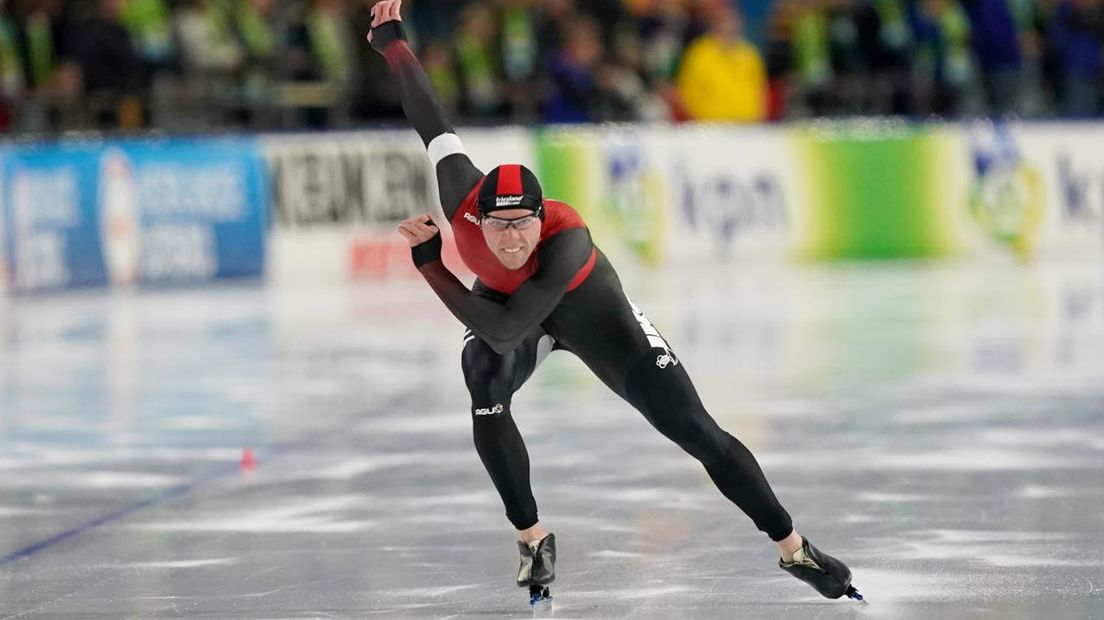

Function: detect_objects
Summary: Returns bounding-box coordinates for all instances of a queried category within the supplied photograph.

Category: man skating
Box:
[368,0,861,605]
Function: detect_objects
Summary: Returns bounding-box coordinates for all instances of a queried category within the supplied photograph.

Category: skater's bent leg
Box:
[623,354,794,542]
[462,333,545,532]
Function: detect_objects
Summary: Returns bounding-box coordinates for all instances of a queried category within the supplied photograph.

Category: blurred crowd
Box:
[0,0,1102,133]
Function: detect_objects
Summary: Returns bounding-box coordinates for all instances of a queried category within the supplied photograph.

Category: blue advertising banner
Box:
[1,142,108,291]
[0,137,267,293]
[109,138,268,284]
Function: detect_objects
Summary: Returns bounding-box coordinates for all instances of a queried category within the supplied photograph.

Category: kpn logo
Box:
[968,122,1044,259]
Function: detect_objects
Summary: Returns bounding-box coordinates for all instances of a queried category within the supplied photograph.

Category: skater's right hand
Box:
[398,213,442,268]
[367,0,405,52]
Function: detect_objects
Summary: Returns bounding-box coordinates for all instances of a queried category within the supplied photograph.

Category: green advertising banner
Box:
[791,125,969,260]
[531,122,1098,265]
[534,128,668,265]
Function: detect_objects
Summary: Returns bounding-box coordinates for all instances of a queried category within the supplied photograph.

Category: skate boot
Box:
[779,537,863,601]
[516,533,555,606]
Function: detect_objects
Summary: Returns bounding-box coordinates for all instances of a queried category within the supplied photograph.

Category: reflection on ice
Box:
[0,258,1101,618]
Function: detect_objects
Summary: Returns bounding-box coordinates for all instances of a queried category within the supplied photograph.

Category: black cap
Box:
[478,164,543,215]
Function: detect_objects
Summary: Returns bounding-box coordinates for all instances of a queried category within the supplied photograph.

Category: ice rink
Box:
[1,256,1102,619]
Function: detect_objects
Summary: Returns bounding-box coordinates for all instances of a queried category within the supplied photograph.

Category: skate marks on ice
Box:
[1,261,1103,617]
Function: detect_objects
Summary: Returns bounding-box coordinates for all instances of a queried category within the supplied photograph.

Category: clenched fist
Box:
[367,0,404,51]
[398,213,442,268]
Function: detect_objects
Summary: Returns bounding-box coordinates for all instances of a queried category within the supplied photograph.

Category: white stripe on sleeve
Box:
[427,133,467,167]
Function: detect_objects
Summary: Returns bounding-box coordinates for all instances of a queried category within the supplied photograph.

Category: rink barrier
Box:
[4,122,1101,293]
[0,137,268,294]
[259,129,534,284]
[535,121,1104,264]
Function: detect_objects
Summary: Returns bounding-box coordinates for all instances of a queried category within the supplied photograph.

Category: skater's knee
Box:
[463,338,517,403]
[624,355,729,460]
[665,410,732,462]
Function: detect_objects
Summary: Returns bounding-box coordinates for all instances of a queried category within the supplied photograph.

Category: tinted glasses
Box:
[481,205,543,231]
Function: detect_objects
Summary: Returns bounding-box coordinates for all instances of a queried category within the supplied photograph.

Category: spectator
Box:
[541,14,604,122]
[423,40,460,116]
[633,0,697,120]
[961,0,1023,114]
[121,0,173,70]
[173,0,243,75]
[676,1,767,122]
[825,0,865,114]
[855,0,914,115]
[1049,0,1104,117]
[4,0,79,131]
[68,0,146,128]
[498,0,539,119]
[763,0,797,120]
[912,0,973,116]
[499,0,537,84]
[539,13,653,122]
[0,0,20,128]
[286,0,355,87]
[791,0,832,115]
[285,0,356,127]
[454,2,504,117]
[3,0,1104,131]
[234,0,278,69]
[305,0,354,88]
[578,0,631,51]
[231,0,280,124]
[534,0,574,71]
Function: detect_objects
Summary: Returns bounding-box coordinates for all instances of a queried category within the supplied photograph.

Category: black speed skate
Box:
[516,533,555,607]
[780,537,864,602]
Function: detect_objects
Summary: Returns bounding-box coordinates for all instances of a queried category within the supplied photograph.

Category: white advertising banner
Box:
[643,125,801,263]
[262,128,534,285]
[1001,123,1104,258]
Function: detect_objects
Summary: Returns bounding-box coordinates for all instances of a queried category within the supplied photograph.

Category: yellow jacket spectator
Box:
[677,5,766,122]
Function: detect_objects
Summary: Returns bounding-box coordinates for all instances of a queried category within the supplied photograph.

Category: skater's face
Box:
[482,208,542,270]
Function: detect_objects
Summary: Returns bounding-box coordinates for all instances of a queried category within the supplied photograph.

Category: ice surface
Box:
[1,257,1102,618]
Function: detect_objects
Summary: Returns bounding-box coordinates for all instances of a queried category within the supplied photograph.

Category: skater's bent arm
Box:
[369,8,481,219]
[417,229,592,354]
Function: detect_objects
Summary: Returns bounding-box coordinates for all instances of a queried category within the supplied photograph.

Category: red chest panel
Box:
[450,186,595,295]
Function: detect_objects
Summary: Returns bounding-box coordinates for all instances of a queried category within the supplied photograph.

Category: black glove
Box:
[369,20,407,54]
[411,219,442,268]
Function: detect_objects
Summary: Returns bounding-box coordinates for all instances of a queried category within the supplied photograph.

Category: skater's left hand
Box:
[398,214,439,247]
[398,213,442,267]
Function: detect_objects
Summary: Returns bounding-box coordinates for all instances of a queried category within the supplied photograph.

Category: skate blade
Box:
[845,585,866,603]
[528,585,552,609]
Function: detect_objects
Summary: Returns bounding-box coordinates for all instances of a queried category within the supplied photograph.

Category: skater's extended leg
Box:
[623,353,861,599]
[623,353,859,599]
[622,353,794,541]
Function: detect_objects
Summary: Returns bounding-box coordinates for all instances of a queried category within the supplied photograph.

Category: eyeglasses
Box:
[481,206,543,231]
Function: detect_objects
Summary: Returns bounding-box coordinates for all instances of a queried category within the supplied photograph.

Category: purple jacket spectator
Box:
[961,0,1021,72]
[541,51,596,123]
[1050,0,1103,78]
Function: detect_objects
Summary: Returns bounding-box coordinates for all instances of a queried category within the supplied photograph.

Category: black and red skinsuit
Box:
[372,20,793,541]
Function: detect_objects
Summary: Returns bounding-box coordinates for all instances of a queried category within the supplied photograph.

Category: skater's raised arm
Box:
[368,0,482,220]
[398,217,592,354]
